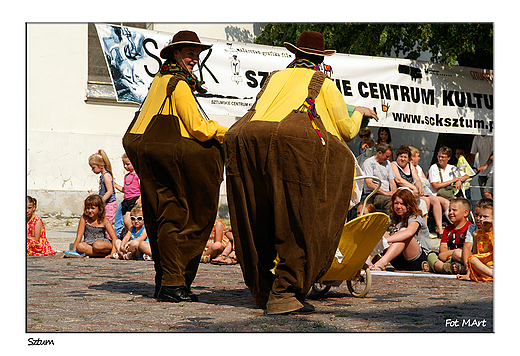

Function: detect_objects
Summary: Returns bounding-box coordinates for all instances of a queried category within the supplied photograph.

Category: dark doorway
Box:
[429,133,475,167]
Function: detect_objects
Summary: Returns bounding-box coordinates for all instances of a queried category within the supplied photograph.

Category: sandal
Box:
[424,252,439,272]
[211,254,238,265]
[211,254,228,265]
[421,261,431,272]
[369,264,385,271]
[226,255,238,265]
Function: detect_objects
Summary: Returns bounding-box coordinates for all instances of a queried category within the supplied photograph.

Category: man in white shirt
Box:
[428,146,470,213]
[361,142,397,214]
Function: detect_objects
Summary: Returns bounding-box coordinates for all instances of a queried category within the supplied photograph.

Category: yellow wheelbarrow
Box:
[313,176,390,298]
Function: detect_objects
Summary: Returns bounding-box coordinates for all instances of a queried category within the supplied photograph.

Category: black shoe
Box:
[184,287,199,302]
[156,286,198,303]
[154,284,161,299]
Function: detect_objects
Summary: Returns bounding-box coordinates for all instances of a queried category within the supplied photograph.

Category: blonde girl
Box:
[88,149,117,223]
[71,194,117,258]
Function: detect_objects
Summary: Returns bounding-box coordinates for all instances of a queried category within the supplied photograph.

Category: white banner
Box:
[96,24,493,135]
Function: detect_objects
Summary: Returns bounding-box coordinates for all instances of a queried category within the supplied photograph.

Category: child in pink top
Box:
[115,153,141,233]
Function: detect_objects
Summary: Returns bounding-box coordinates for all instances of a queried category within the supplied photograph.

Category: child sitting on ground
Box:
[357,202,376,217]
[457,199,493,281]
[114,205,148,260]
[200,219,236,264]
[70,194,118,258]
[423,197,472,274]
[457,198,489,275]
[27,196,56,256]
[114,153,141,234]
[211,225,237,265]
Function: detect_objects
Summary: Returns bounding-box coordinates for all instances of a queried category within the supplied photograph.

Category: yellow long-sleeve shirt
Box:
[129,74,228,143]
[251,68,362,141]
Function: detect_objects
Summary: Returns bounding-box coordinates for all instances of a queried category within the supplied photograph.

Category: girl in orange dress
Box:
[200,219,231,263]
[27,196,55,256]
[458,200,493,282]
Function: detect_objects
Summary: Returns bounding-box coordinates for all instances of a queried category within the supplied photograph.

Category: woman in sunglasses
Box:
[114,205,148,260]
[357,127,375,155]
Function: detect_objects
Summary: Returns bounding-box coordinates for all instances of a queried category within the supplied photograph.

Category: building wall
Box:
[27,23,466,217]
[27,23,252,217]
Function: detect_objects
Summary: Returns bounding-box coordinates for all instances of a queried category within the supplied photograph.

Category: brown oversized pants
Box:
[223,72,356,314]
[123,77,223,290]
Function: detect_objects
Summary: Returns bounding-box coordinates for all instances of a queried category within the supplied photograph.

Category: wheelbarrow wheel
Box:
[347,264,372,298]
[312,282,331,296]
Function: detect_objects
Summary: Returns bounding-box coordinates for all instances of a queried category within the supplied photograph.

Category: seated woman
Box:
[391,145,444,236]
[370,188,432,271]
[357,127,375,156]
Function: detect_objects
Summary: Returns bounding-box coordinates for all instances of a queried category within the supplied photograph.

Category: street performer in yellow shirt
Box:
[223,30,378,315]
[123,30,227,303]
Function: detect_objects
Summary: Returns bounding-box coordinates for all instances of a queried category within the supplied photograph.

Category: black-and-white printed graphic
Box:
[95,24,493,135]
[100,25,149,103]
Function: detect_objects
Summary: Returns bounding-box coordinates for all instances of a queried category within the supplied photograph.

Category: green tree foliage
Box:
[255,23,493,69]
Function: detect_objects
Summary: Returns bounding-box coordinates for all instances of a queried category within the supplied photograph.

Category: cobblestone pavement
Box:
[27,253,493,333]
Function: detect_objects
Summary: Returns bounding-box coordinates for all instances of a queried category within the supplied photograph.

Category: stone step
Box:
[45,229,77,252]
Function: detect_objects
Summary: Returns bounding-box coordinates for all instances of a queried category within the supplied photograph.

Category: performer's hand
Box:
[354,106,379,122]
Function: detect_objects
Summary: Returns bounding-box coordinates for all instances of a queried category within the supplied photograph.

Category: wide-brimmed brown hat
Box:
[284,30,335,56]
[160,30,213,59]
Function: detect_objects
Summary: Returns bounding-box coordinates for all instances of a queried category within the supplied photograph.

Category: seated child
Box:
[423,197,472,274]
[457,198,488,275]
[200,219,236,264]
[114,205,148,260]
[457,199,493,281]
[71,194,118,258]
[357,202,377,217]
[211,225,237,265]
[27,196,56,256]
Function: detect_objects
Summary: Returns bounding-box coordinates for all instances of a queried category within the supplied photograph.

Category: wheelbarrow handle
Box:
[354,176,382,215]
